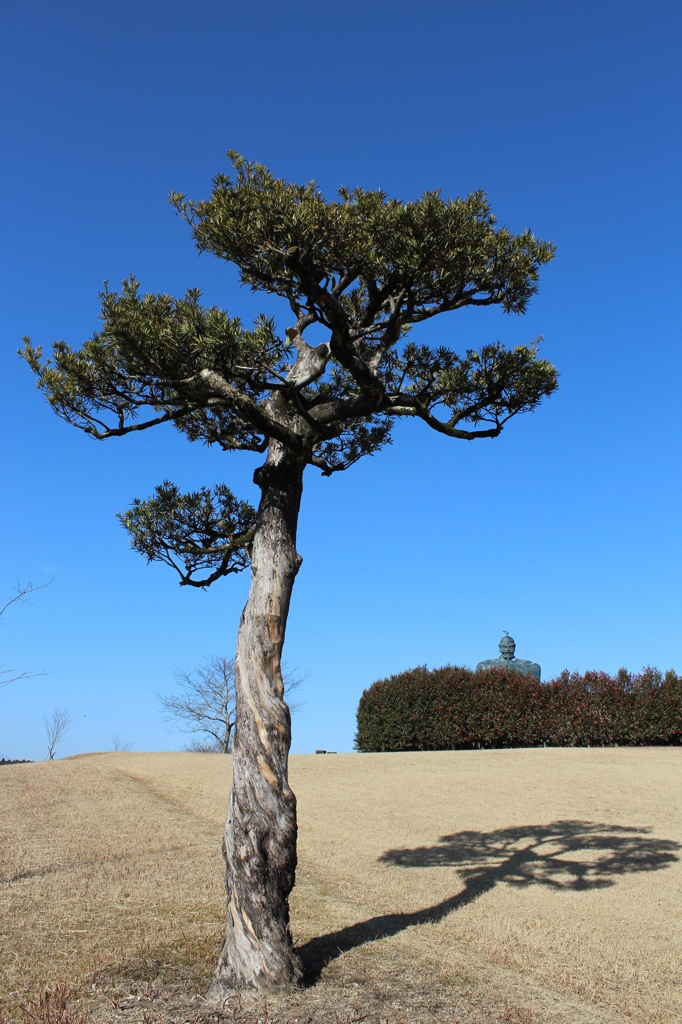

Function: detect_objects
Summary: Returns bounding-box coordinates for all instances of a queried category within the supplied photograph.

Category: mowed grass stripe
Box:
[0,756,226,999]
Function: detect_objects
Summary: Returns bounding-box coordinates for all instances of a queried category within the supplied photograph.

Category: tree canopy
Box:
[23,153,557,588]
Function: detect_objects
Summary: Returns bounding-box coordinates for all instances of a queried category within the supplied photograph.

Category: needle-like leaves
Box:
[22,154,558,585]
[118,481,257,587]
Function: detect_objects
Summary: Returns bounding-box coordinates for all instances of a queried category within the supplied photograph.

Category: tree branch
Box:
[1,577,53,619]
[0,667,47,690]
[119,481,257,589]
[82,410,181,440]
[198,369,309,451]
[388,399,504,439]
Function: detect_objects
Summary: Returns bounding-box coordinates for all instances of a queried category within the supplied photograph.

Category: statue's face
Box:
[499,635,516,660]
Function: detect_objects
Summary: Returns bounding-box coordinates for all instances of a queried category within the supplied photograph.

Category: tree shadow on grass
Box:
[297,820,680,982]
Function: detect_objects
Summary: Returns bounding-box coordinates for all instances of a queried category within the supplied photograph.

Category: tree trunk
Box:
[208,441,304,996]
[221,721,231,754]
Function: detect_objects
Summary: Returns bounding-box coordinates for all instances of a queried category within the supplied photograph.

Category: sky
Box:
[1,0,680,760]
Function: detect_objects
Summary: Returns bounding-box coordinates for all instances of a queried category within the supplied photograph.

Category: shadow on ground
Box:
[297,819,680,982]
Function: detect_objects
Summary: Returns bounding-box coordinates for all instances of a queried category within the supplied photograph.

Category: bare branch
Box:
[1,577,53,619]
[1,576,53,689]
[0,667,47,690]
[158,655,305,752]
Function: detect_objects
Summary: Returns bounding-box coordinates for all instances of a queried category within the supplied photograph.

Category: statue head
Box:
[498,631,516,661]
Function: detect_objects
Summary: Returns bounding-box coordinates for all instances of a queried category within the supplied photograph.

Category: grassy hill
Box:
[1,749,681,1023]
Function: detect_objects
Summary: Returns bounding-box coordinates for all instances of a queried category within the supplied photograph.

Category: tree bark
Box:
[208,441,305,996]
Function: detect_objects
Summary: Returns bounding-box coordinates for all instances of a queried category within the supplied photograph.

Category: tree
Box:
[45,706,72,760]
[159,654,303,754]
[110,735,133,751]
[1,577,52,689]
[22,154,558,993]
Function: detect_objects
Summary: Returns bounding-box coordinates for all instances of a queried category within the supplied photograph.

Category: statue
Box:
[476,631,541,681]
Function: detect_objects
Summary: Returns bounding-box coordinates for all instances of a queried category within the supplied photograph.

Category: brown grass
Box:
[1,748,681,1023]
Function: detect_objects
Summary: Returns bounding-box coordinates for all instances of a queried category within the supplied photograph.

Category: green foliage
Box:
[355,665,682,751]
[118,481,256,588]
[21,278,284,451]
[172,152,555,319]
[22,154,559,586]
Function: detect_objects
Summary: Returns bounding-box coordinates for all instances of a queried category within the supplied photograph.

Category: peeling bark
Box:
[208,440,304,996]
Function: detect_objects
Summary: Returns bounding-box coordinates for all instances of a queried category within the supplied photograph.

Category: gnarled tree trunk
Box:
[208,441,305,996]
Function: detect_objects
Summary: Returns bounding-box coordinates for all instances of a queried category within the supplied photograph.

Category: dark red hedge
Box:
[354,666,682,751]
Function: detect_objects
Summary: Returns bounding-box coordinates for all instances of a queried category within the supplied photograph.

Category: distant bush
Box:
[354,665,682,752]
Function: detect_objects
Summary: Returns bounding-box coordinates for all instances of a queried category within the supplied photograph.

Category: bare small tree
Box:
[158,655,303,753]
[110,735,133,751]
[45,707,72,760]
[1,577,52,689]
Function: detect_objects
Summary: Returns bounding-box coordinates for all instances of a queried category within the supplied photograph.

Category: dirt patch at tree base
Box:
[2,956,546,1024]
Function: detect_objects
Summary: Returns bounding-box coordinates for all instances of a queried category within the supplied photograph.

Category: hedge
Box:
[354,665,682,751]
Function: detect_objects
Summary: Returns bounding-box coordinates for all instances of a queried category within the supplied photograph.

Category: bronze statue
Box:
[476,632,541,681]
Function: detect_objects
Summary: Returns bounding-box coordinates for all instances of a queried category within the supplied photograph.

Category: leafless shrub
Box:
[184,737,222,753]
[158,655,305,753]
[110,735,133,752]
[45,708,72,761]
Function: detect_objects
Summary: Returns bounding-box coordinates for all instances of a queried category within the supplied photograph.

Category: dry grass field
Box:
[1,749,681,1024]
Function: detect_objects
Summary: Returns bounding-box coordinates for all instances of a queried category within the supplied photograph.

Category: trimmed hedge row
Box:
[354,665,682,751]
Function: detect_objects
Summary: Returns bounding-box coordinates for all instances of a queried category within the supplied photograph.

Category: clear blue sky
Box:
[1,0,680,760]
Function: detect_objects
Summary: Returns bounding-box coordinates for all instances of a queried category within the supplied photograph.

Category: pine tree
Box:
[23,154,558,993]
